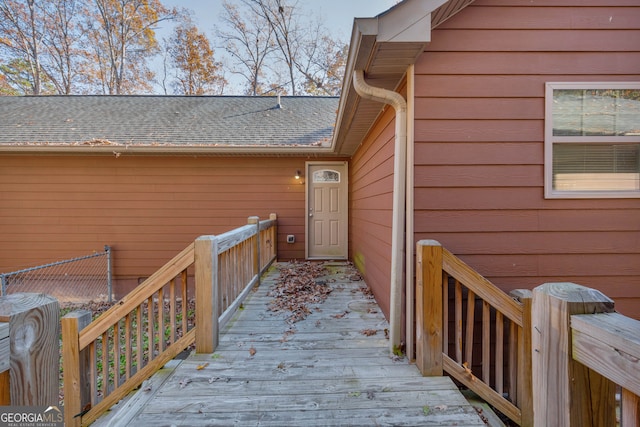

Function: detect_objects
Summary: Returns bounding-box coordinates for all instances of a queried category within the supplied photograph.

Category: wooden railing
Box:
[195,214,277,353]
[62,214,277,426]
[533,282,640,426]
[415,240,533,426]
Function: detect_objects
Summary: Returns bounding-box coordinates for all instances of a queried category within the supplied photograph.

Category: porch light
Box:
[295,170,301,180]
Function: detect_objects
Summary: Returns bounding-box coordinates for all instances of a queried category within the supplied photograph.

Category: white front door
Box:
[306,161,348,259]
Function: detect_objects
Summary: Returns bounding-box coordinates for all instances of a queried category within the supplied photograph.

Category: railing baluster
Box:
[482,300,490,384]
[158,287,165,353]
[495,311,504,395]
[442,272,449,358]
[147,296,154,361]
[181,270,188,335]
[125,313,132,380]
[455,280,462,364]
[90,341,97,407]
[101,330,109,397]
[136,305,143,371]
[170,279,176,345]
[114,321,121,388]
[465,289,475,368]
[509,320,517,403]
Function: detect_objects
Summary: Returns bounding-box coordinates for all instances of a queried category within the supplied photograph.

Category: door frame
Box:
[305,160,349,260]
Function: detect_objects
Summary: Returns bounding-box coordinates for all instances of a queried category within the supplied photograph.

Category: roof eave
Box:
[0,145,341,157]
[331,0,473,157]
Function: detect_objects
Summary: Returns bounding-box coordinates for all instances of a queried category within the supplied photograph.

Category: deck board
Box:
[94,262,485,426]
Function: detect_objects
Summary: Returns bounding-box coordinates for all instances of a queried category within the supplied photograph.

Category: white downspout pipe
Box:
[352,70,407,356]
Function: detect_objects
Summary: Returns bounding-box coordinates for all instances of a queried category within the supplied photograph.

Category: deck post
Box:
[248,216,260,282]
[195,236,219,353]
[531,282,616,427]
[0,293,59,406]
[415,240,443,376]
[510,289,534,427]
[269,213,278,265]
[0,322,9,405]
[61,310,92,427]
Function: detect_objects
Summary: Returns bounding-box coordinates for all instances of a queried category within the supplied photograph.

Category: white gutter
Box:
[352,69,407,356]
[405,64,416,361]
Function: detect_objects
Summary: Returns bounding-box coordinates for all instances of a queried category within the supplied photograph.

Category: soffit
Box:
[332,0,475,157]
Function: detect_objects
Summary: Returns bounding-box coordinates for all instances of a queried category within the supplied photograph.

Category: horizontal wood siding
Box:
[350,106,396,317]
[0,155,340,296]
[415,0,640,319]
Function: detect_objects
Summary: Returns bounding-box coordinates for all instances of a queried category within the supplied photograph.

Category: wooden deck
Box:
[94,262,486,426]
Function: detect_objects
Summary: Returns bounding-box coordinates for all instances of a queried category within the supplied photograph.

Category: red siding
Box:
[350,106,396,316]
[0,155,341,296]
[414,0,640,318]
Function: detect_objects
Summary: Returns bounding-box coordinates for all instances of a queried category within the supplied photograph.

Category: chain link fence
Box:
[0,246,112,304]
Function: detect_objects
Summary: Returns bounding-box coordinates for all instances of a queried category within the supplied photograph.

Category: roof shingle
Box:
[0,95,338,149]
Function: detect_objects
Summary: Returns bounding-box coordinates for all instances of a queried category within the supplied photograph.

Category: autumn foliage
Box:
[0,0,347,95]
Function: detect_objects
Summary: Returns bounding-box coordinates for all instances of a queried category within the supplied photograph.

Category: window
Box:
[312,169,340,183]
[545,82,640,198]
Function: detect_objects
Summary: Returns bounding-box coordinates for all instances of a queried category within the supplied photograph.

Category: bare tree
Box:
[246,0,302,95]
[295,24,347,96]
[218,1,276,96]
[41,0,85,94]
[217,0,346,96]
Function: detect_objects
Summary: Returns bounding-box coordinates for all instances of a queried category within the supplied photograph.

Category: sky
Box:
[161,0,399,41]
[154,0,399,93]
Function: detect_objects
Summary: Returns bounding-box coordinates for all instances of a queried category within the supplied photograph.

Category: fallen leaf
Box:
[462,362,473,375]
[360,329,377,336]
[266,261,331,323]
[196,362,209,370]
[434,404,448,411]
[249,347,257,357]
[179,378,191,389]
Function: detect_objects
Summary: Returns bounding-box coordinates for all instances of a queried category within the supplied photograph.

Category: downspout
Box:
[352,69,407,356]
[406,64,416,361]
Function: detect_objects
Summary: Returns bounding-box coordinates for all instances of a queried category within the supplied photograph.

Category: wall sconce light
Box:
[295,170,301,180]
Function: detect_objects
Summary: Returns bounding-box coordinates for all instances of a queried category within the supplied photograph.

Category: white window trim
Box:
[544,82,640,199]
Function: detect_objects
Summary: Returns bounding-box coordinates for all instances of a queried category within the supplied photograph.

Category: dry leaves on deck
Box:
[267,261,330,323]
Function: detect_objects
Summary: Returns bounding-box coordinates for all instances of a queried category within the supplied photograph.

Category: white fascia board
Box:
[377,0,449,43]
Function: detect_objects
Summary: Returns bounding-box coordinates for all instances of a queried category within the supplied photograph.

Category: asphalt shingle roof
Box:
[0,95,338,149]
